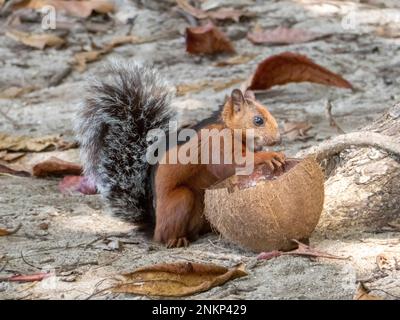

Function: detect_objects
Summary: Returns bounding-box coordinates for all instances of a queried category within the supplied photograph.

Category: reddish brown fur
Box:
[154,89,285,248]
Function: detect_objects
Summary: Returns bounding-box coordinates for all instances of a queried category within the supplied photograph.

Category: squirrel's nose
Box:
[268,133,281,146]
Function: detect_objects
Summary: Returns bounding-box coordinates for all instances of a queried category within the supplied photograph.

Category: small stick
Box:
[0,108,21,129]
[20,251,42,270]
[325,100,344,134]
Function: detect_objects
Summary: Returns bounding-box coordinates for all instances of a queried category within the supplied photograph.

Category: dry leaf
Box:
[0,151,25,162]
[32,156,82,177]
[0,86,36,99]
[73,50,105,72]
[212,78,244,91]
[215,54,256,67]
[376,253,397,272]
[208,8,254,22]
[112,262,247,297]
[176,81,209,96]
[107,35,140,48]
[282,121,313,141]
[0,0,5,8]
[256,250,282,260]
[0,224,22,236]
[375,26,400,38]
[0,272,50,282]
[14,0,114,18]
[354,283,383,300]
[73,36,139,72]
[247,26,322,45]
[0,133,75,152]
[6,30,65,49]
[59,175,97,195]
[38,222,49,230]
[186,22,235,55]
[176,0,207,19]
[246,52,353,91]
[0,164,30,177]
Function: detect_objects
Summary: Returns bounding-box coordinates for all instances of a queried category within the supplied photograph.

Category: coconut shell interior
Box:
[204,157,324,252]
[210,158,302,192]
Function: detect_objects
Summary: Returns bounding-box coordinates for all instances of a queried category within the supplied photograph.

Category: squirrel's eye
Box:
[253,116,264,126]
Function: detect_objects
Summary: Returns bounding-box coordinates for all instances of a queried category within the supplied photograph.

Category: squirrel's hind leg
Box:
[154,187,196,248]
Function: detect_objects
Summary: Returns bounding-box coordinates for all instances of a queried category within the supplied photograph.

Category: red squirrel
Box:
[76,61,285,248]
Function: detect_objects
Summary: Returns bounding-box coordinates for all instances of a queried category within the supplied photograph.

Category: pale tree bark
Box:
[298,103,400,236]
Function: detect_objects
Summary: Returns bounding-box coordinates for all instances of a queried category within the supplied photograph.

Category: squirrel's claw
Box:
[259,151,286,171]
[166,237,189,248]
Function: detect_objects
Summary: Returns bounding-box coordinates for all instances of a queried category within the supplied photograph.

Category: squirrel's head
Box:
[222,89,281,151]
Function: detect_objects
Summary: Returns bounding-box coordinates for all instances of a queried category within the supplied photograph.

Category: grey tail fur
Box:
[75,61,173,222]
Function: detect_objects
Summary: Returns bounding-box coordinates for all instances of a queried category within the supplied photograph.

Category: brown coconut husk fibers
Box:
[204,157,324,252]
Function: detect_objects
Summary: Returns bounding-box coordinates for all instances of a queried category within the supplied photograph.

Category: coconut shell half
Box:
[204,157,324,252]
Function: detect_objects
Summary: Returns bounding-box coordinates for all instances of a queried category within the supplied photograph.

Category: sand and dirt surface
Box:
[0,0,399,299]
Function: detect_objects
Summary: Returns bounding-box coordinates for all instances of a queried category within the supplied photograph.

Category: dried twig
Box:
[20,251,41,270]
[325,100,344,133]
[0,108,21,129]
[0,259,8,273]
[48,66,72,87]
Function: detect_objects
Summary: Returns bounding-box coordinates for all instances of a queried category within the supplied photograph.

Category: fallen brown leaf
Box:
[247,26,322,45]
[13,0,114,18]
[215,54,256,67]
[112,262,247,297]
[0,224,22,236]
[186,22,235,55]
[59,175,97,195]
[32,156,82,177]
[0,0,4,8]
[0,86,36,99]
[80,36,140,63]
[107,35,140,48]
[74,50,105,73]
[0,133,75,152]
[6,29,65,50]
[376,253,396,272]
[208,8,254,22]
[176,0,207,19]
[354,283,383,300]
[246,52,353,91]
[38,222,49,230]
[212,78,244,91]
[282,121,313,141]
[176,81,209,96]
[0,272,50,282]
[0,164,30,177]
[375,26,400,38]
[0,151,25,162]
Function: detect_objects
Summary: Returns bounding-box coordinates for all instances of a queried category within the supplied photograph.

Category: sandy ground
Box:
[1,0,400,299]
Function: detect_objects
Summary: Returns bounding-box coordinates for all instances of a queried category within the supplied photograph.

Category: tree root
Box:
[297,131,400,162]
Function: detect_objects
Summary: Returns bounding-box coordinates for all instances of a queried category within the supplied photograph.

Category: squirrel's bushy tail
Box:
[75,61,173,222]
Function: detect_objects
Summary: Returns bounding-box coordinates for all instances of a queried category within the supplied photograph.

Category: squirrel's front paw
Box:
[166,237,189,248]
[256,151,286,171]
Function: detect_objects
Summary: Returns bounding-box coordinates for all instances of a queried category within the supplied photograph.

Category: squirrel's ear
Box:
[244,90,255,101]
[230,89,245,113]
